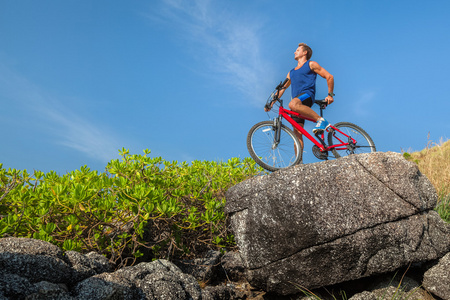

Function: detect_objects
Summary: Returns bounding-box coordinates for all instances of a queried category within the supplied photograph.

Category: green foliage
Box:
[435,192,450,223]
[402,152,419,164]
[0,149,264,267]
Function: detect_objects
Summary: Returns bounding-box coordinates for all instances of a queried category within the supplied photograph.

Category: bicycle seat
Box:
[314,99,328,109]
[314,99,327,105]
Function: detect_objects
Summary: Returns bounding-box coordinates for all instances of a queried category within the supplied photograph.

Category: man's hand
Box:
[325,95,334,105]
[264,102,274,112]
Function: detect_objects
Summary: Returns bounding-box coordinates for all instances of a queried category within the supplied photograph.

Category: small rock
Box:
[26,281,74,300]
[0,273,36,299]
[423,252,450,300]
[220,251,246,282]
[175,250,221,282]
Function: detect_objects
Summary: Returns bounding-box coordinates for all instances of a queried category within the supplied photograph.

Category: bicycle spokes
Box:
[327,122,376,159]
[247,121,303,171]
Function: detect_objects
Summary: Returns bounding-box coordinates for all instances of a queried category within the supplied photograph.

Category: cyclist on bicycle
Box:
[266,43,335,150]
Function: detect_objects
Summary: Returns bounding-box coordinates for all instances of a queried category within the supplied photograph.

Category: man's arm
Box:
[265,73,291,111]
[310,61,334,104]
[276,72,291,99]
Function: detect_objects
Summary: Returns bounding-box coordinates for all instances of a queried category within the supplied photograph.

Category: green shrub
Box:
[435,192,450,223]
[0,149,264,268]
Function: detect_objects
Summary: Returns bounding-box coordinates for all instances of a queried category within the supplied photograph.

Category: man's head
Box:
[297,43,313,60]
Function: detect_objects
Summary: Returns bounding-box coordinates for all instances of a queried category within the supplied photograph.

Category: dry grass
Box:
[407,138,450,198]
[403,138,450,222]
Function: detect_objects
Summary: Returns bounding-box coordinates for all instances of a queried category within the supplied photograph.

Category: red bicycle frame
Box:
[277,105,357,153]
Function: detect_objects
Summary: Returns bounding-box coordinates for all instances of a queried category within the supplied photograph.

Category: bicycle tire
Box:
[327,122,376,158]
[247,120,302,172]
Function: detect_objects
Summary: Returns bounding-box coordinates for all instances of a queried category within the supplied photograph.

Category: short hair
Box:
[298,43,313,60]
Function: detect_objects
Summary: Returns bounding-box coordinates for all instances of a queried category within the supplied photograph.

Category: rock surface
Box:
[348,273,433,300]
[0,237,250,300]
[0,232,449,299]
[225,152,450,295]
[0,237,203,300]
[0,237,73,284]
[423,252,450,300]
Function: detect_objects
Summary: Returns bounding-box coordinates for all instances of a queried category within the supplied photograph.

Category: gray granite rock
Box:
[73,272,142,300]
[220,251,246,282]
[66,251,113,283]
[116,259,201,300]
[26,281,74,300]
[175,250,221,282]
[0,237,73,284]
[0,272,36,299]
[226,152,450,295]
[423,252,450,300]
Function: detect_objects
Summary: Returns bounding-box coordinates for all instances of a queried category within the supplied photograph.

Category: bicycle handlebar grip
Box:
[276,78,289,90]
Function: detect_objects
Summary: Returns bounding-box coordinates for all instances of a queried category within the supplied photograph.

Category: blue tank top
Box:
[290,61,317,101]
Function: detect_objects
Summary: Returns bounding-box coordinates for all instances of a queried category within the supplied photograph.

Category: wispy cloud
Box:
[353,91,376,117]
[0,63,120,163]
[41,104,120,162]
[147,0,274,106]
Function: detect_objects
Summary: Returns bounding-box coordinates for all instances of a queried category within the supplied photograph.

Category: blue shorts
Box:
[292,93,313,125]
[296,93,312,102]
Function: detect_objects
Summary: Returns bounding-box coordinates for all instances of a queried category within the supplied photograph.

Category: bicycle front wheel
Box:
[327,122,376,158]
[247,121,302,172]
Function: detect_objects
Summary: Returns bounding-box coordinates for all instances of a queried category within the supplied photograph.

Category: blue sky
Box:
[1,0,449,174]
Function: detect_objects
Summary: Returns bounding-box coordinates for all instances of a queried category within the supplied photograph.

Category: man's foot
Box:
[312,118,330,133]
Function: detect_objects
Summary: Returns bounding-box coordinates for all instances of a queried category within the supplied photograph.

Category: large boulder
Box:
[225,152,450,295]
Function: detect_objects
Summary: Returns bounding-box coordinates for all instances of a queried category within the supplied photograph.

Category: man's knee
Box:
[288,101,294,111]
[289,98,301,111]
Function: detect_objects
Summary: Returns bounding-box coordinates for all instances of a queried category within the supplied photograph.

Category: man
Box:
[266,43,334,151]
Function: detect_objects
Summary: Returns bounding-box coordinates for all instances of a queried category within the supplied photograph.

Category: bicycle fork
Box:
[272,116,282,149]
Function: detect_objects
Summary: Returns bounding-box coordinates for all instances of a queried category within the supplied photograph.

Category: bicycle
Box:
[247,79,376,172]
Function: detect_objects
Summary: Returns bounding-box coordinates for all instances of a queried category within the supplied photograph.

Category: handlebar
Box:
[265,79,331,113]
[264,79,289,111]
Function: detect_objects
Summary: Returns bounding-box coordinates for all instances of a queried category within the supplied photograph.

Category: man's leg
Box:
[289,98,320,121]
[289,97,330,133]
[293,124,304,163]
[293,123,304,151]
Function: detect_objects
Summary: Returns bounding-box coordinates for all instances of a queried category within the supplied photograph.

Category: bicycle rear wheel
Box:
[327,122,376,158]
[247,120,302,172]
